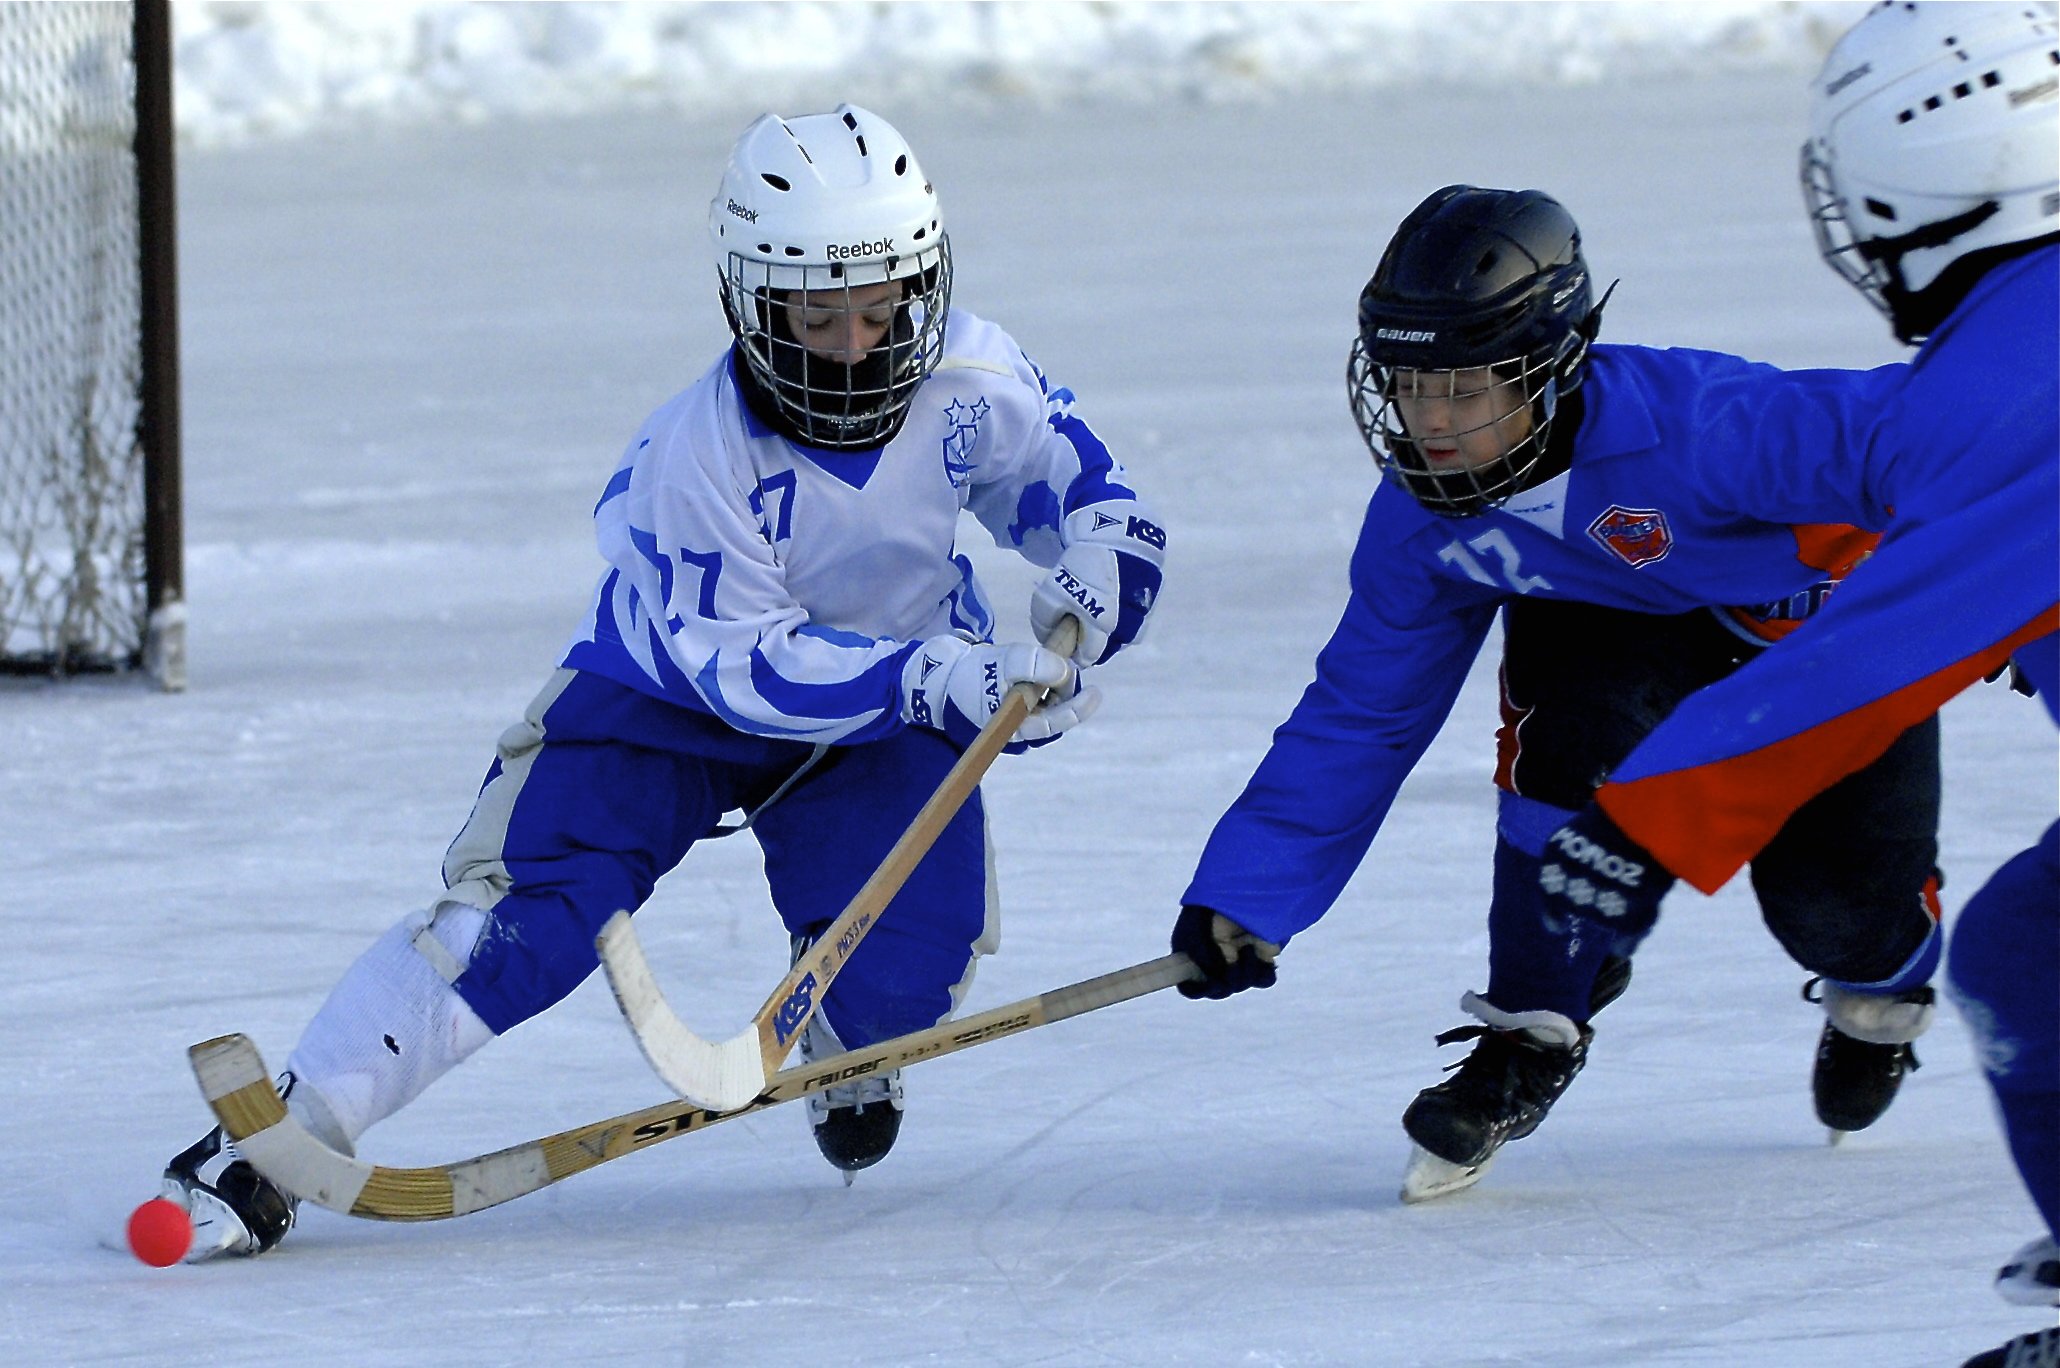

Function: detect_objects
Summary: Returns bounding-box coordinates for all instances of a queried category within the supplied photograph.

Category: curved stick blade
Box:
[596,911,767,1111]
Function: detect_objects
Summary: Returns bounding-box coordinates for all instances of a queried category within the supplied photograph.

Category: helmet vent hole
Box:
[1953,81,1971,98]
[1983,70,2003,87]
[854,135,867,156]
[842,112,858,129]
[782,246,805,257]
[1864,197,1897,221]
[828,262,844,279]
[913,227,926,241]
[894,154,908,175]
[756,242,772,254]
[1923,94,1943,111]
[761,173,791,191]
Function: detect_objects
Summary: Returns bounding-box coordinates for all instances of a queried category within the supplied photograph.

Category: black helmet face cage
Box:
[720,239,952,450]
[1800,142,1895,320]
[1347,337,1570,518]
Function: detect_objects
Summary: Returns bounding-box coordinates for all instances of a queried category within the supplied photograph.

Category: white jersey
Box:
[561,309,1146,744]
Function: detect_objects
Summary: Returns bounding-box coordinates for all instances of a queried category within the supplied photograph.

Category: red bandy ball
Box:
[127,1198,194,1267]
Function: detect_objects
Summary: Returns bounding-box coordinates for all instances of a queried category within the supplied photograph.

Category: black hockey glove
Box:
[1536,806,1677,957]
[1171,904,1281,1000]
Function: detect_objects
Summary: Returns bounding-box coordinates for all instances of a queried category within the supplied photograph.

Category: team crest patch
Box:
[941,397,989,489]
[1587,505,1674,568]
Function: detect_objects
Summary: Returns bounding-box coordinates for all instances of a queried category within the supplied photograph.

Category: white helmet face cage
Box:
[1801,1,2060,331]
[1347,342,1572,518]
[1800,140,1897,313]
[710,105,951,449]
[719,248,952,450]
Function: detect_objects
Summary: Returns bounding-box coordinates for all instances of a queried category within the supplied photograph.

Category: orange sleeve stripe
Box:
[1601,606,2059,894]
[1790,523,1880,577]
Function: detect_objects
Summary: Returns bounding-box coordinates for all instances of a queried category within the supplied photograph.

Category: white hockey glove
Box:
[900,634,1100,754]
[1030,501,1167,667]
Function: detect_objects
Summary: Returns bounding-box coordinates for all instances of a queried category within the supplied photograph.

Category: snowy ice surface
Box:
[6,7,2057,1368]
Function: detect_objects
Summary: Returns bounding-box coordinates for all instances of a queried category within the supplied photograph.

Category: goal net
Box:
[0,0,182,686]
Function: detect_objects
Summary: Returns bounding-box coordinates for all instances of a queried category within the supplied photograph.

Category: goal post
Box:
[0,0,184,689]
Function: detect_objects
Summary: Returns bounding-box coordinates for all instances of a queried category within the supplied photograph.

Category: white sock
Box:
[285,903,494,1145]
[1458,989,1583,1050]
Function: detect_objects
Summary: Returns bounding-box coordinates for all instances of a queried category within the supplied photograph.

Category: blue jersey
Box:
[1184,343,1910,945]
[1597,247,2060,891]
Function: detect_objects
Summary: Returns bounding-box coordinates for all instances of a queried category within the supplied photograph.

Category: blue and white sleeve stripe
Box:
[569,469,918,743]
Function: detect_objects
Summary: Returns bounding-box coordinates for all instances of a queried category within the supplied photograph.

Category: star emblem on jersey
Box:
[940,397,989,489]
[1587,504,1675,568]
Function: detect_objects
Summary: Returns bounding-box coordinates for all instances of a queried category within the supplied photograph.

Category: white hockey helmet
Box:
[1801,1,2060,341]
[709,104,951,449]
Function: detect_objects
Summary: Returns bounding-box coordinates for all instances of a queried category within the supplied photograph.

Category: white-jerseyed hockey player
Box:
[159,104,1167,1259]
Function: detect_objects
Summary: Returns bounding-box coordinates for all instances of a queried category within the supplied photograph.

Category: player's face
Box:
[782,280,904,365]
[1390,366,1533,472]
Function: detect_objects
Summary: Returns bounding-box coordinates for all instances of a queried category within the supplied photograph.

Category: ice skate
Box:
[1996,1235,2060,1308]
[161,1121,298,1261]
[1804,979,1934,1141]
[1961,1327,2060,1368]
[157,1071,355,1260]
[800,1012,903,1183]
[1400,992,1591,1203]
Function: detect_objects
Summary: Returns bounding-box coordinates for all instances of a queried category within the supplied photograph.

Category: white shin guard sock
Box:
[284,903,495,1147]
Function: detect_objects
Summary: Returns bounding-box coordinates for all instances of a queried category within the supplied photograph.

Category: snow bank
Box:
[171,1,1870,146]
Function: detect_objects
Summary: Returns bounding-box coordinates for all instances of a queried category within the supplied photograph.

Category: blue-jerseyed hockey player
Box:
[158,105,1167,1260]
[1527,8,2058,1366]
[1165,180,1953,1202]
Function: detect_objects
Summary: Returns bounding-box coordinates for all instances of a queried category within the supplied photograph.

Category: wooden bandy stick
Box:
[600,617,1082,1110]
[187,951,1195,1222]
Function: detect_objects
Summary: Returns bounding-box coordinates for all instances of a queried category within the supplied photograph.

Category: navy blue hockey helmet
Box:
[1348,185,1606,517]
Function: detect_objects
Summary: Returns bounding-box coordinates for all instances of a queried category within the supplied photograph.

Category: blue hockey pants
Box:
[437,669,995,1049]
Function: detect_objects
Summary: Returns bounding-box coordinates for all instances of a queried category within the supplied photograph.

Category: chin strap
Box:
[1863,201,2005,343]
[1858,199,2003,267]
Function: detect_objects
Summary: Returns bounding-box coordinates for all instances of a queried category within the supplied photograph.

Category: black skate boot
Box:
[800,1013,903,1182]
[159,1071,350,1260]
[1961,1327,2060,1368]
[1590,954,1633,1015]
[163,1112,298,1260]
[1401,992,1593,1202]
[1804,979,1934,1138]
